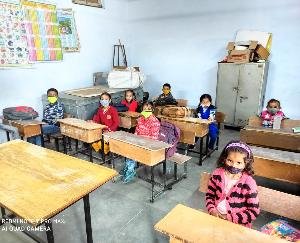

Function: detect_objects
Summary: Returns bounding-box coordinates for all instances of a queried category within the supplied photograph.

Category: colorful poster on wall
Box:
[57,8,80,52]
[0,2,29,67]
[21,0,63,62]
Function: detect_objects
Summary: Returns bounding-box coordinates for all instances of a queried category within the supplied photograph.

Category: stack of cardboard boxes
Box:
[225,30,272,64]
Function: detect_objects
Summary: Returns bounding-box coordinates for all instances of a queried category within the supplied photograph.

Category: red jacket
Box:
[135,115,160,140]
[121,100,138,112]
[92,106,119,131]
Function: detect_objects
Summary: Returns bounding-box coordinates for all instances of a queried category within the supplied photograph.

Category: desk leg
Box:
[45,221,54,243]
[6,131,10,141]
[40,125,45,148]
[199,137,203,166]
[89,144,93,163]
[1,207,5,217]
[83,195,93,243]
[150,167,155,203]
[101,138,105,163]
[174,163,178,181]
[75,139,79,152]
[205,134,209,157]
[63,135,67,154]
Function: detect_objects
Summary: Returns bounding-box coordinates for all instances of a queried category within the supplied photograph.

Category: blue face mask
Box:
[225,165,243,174]
[100,100,110,107]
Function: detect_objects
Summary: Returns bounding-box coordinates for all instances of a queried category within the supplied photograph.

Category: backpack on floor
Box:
[3,106,39,120]
[158,121,180,158]
[161,106,192,118]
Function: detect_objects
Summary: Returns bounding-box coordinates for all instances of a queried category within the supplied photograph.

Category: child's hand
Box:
[87,120,94,123]
[219,214,227,220]
[210,209,220,218]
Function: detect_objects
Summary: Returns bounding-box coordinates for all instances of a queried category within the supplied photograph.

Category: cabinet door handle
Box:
[233,87,239,92]
[240,96,248,103]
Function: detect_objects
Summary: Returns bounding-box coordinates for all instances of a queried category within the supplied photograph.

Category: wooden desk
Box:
[59,118,106,162]
[158,116,210,165]
[0,140,117,243]
[241,126,300,152]
[118,111,141,129]
[154,204,286,243]
[251,146,300,184]
[104,131,172,202]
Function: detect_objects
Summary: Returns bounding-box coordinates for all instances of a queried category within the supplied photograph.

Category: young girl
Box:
[260,99,285,127]
[122,101,161,183]
[205,141,260,228]
[195,94,218,150]
[92,92,119,153]
[121,89,138,112]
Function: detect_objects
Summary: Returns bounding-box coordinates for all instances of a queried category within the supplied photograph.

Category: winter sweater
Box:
[135,115,160,140]
[43,102,64,125]
[92,106,119,132]
[205,168,260,228]
[260,110,285,126]
[121,100,138,112]
[155,93,178,106]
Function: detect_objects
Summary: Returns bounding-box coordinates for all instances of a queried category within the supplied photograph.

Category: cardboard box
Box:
[235,30,272,52]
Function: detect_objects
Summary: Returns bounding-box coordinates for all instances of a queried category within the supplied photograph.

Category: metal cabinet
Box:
[216,62,269,127]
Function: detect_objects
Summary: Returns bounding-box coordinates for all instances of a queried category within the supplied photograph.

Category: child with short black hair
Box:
[154,83,178,106]
[91,92,119,154]
[206,141,260,228]
[260,99,285,127]
[196,94,218,150]
[121,89,138,112]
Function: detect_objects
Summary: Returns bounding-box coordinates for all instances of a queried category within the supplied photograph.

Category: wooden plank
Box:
[154,204,286,243]
[180,130,196,145]
[248,116,300,129]
[3,119,44,138]
[104,131,171,151]
[240,127,300,151]
[168,153,192,165]
[119,112,141,129]
[251,146,300,184]
[109,138,166,166]
[59,118,106,143]
[199,172,300,221]
[0,140,117,226]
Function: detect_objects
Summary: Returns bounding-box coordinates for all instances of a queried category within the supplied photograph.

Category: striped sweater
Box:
[205,168,260,228]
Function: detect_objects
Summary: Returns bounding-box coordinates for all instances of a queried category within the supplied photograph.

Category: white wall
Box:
[0,0,128,116]
[126,0,300,119]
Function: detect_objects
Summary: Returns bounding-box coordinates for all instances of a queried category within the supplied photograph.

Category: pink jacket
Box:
[205,168,260,228]
[135,115,160,140]
[260,110,285,124]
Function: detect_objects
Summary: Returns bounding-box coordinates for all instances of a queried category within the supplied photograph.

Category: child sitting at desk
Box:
[121,89,138,112]
[194,94,218,151]
[154,83,178,106]
[260,99,285,127]
[92,92,119,154]
[121,101,160,183]
[205,141,260,228]
[28,88,64,145]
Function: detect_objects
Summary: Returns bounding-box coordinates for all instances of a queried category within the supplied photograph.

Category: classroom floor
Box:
[1,129,299,243]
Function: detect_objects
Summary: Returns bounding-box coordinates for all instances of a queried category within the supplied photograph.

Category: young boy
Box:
[154,83,178,106]
[28,88,64,145]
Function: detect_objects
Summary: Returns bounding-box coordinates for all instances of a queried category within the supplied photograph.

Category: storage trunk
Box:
[42,85,143,120]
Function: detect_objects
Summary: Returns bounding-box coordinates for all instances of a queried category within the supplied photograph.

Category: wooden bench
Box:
[240,116,300,152]
[199,172,300,221]
[167,152,192,183]
[251,146,300,184]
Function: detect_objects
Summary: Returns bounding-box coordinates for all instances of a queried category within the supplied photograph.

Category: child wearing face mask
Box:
[121,101,161,183]
[260,99,285,127]
[195,94,218,151]
[154,83,178,106]
[121,89,138,112]
[28,88,64,146]
[91,92,119,153]
[205,141,260,228]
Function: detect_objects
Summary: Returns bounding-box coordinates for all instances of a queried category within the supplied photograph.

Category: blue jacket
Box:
[196,104,217,119]
[43,102,64,125]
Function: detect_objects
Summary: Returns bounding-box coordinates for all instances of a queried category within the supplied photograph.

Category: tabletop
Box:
[0,140,117,226]
[59,118,106,130]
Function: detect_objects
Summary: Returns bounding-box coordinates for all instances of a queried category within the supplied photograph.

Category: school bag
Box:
[3,106,38,120]
[113,103,129,112]
[158,121,180,158]
[161,106,192,118]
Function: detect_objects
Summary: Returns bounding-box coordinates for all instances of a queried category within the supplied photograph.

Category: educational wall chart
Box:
[21,0,63,61]
[0,2,29,67]
[57,8,80,52]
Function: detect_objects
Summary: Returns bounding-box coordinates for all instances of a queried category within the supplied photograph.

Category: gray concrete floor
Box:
[1,129,299,243]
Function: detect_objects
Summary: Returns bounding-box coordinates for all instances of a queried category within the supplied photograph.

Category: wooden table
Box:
[241,126,300,152]
[158,116,210,165]
[104,131,172,202]
[251,146,300,184]
[0,140,117,243]
[59,118,106,162]
[118,111,141,130]
[154,204,287,243]
[2,118,45,146]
